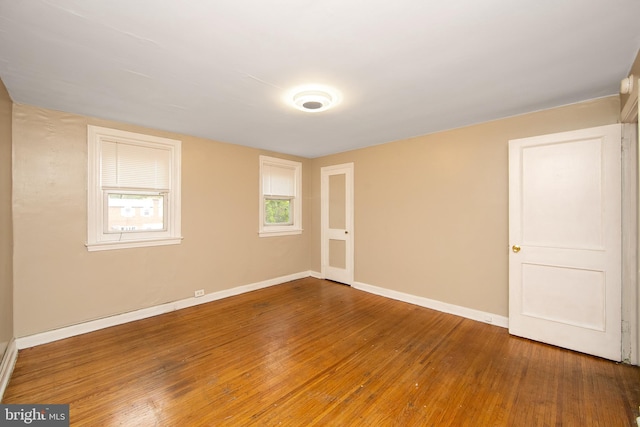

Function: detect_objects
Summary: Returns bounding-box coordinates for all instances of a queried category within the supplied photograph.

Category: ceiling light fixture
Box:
[286,85,341,113]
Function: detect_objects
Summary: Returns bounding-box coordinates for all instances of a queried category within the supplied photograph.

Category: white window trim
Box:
[259,155,302,237]
[87,125,182,251]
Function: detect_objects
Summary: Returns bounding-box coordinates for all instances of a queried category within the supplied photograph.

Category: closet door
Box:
[508,124,622,361]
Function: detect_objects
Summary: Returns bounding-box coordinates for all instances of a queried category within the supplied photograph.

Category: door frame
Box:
[621,77,639,365]
[321,163,354,284]
[621,123,638,364]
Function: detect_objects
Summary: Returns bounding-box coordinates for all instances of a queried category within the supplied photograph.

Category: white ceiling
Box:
[1,1,639,158]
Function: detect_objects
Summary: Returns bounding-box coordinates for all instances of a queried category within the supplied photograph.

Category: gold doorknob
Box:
[512,245,521,253]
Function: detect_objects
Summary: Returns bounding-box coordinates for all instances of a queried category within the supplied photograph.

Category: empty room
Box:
[1,1,640,425]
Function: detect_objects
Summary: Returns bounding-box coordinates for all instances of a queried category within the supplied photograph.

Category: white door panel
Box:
[520,137,604,249]
[509,124,621,361]
[521,263,605,330]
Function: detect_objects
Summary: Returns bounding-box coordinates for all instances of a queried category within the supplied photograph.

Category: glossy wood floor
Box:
[3,278,639,426]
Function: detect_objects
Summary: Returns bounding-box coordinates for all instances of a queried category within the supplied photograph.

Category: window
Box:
[259,155,302,237]
[87,126,182,251]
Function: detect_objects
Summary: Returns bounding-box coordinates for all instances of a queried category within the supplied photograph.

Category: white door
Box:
[508,124,622,361]
[321,163,354,284]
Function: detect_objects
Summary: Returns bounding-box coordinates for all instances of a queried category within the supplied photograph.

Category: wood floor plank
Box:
[3,278,639,426]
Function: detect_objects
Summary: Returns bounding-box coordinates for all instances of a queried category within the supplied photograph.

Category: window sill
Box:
[258,229,303,238]
[86,237,183,252]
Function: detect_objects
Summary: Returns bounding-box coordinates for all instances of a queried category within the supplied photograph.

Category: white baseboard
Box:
[352,281,509,328]
[309,270,323,279]
[14,272,508,351]
[0,339,18,401]
[16,271,311,350]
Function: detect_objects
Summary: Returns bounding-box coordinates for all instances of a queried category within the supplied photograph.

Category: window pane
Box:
[106,193,166,233]
[264,198,292,225]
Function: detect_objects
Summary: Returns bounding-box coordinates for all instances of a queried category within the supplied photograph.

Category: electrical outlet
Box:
[194,289,205,298]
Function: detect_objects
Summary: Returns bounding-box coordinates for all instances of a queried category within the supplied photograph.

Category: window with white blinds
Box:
[259,156,302,236]
[101,141,172,190]
[87,126,182,251]
[262,163,296,198]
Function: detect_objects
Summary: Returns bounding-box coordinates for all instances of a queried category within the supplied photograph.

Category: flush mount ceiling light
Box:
[286,85,341,113]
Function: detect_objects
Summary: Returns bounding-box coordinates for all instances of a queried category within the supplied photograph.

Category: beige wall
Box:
[7,94,626,336]
[631,49,640,75]
[310,96,621,317]
[630,50,640,82]
[0,80,13,357]
[12,105,310,337]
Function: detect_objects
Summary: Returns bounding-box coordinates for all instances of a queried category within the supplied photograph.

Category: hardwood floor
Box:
[3,278,639,426]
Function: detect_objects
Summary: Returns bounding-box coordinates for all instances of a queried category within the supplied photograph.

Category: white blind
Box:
[101,141,171,190]
[262,164,295,197]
